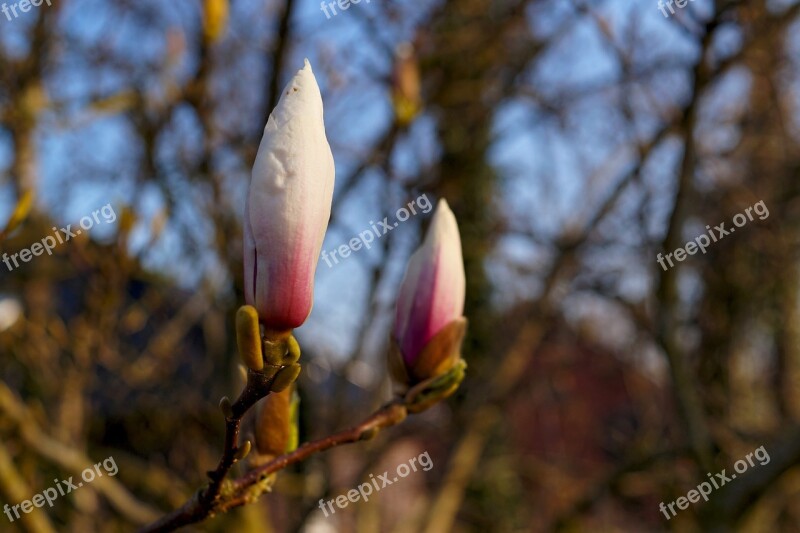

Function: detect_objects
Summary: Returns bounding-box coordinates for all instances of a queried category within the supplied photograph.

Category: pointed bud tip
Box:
[294,58,317,87]
[431,198,459,237]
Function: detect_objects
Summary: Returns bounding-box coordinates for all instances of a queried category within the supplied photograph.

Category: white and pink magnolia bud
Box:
[244,60,335,333]
[393,199,466,379]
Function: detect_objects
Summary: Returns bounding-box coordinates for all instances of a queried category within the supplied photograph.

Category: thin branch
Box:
[266,0,297,113]
[654,10,721,474]
[232,401,407,498]
[137,369,275,533]
[139,399,407,532]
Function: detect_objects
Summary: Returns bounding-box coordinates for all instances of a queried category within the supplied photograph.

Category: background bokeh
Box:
[1,0,800,531]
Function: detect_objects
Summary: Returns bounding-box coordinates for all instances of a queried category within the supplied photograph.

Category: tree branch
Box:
[138,382,408,532]
[137,369,275,533]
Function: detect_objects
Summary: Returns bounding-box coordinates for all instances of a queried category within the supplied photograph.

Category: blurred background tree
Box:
[1,0,800,531]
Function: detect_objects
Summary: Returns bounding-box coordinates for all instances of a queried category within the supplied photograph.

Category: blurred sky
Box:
[4,0,790,368]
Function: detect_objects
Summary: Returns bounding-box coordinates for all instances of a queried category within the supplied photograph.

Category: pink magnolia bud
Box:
[244,60,335,332]
[393,199,466,370]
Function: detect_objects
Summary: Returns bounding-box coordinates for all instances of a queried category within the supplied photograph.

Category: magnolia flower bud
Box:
[392,199,466,383]
[244,59,335,333]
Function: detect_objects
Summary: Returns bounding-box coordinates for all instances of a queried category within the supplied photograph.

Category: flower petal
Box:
[244,60,335,331]
[394,199,465,366]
